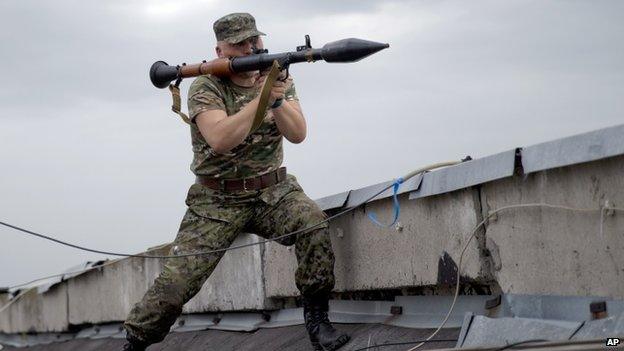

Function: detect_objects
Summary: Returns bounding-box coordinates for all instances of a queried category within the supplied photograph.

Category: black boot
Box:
[121,342,145,351]
[303,296,350,351]
[121,335,147,351]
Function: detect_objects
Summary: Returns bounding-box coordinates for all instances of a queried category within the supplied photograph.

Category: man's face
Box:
[216,36,262,58]
[216,36,263,80]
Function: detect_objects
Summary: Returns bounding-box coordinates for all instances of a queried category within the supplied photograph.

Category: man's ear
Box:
[215,45,222,57]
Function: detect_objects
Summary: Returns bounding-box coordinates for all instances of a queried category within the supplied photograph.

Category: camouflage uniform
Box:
[124,14,336,345]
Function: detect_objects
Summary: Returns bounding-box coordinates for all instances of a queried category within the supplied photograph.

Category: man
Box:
[122,13,350,351]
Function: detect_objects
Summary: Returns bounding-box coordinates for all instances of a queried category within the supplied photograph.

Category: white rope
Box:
[405,202,619,351]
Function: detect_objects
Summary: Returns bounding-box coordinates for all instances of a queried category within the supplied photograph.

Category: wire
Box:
[0,163,451,260]
[404,202,618,351]
[0,185,390,259]
[0,162,458,289]
[2,160,620,347]
[353,338,458,351]
[1,260,123,316]
[492,339,549,350]
[8,260,117,290]
[0,289,28,315]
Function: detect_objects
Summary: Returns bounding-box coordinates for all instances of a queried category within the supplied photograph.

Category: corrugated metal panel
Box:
[409,150,517,200]
[521,124,624,174]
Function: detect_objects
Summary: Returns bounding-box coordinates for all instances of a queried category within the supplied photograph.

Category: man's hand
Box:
[255,71,287,106]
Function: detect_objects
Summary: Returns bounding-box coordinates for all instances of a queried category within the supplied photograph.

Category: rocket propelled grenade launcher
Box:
[150,36,390,88]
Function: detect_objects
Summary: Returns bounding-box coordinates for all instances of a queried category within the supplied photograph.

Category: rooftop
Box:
[1,124,624,350]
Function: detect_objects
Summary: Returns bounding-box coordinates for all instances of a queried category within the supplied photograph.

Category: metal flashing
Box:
[455,313,475,348]
[0,333,73,348]
[0,324,460,351]
[91,325,125,340]
[344,173,424,208]
[496,295,624,322]
[314,125,624,207]
[261,308,304,328]
[521,124,624,174]
[4,294,624,349]
[571,312,624,339]
[409,150,517,200]
[328,300,395,324]
[173,296,487,334]
[459,315,583,347]
[172,309,305,333]
[391,295,490,329]
[315,191,350,211]
[193,313,265,332]
[12,261,109,295]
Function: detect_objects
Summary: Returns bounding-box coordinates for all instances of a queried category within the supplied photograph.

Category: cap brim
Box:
[225,30,266,44]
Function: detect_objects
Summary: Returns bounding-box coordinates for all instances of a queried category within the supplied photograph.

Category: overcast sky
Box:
[1,0,623,288]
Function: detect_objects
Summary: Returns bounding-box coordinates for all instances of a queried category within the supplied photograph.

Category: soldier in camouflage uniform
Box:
[122,13,350,351]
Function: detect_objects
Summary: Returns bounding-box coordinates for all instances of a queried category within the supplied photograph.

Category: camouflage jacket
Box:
[187,74,298,179]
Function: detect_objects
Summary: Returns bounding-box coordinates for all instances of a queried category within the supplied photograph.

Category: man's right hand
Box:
[255,73,286,106]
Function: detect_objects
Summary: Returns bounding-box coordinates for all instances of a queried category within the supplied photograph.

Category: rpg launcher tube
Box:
[150,38,389,89]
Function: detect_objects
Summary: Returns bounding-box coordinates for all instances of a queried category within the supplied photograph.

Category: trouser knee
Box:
[124,272,195,344]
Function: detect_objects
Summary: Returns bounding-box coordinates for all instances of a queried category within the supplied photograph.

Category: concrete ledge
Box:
[481,155,624,298]
[263,242,299,298]
[4,126,624,334]
[66,234,276,324]
[0,294,9,333]
[67,245,170,325]
[0,285,67,333]
[263,189,484,298]
[183,234,276,313]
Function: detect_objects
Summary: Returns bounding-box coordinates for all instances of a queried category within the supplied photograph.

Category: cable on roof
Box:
[0,182,391,259]
[493,339,549,350]
[353,338,458,351]
[403,202,620,351]
[1,166,621,351]
[0,161,459,289]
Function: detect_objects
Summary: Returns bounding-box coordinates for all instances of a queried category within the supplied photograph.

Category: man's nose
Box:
[241,41,253,55]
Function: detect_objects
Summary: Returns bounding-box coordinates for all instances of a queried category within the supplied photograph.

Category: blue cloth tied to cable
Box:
[367,177,404,227]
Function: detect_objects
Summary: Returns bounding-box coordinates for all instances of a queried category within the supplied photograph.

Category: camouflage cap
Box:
[213,13,266,44]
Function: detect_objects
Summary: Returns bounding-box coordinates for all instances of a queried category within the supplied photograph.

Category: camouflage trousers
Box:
[124,174,336,344]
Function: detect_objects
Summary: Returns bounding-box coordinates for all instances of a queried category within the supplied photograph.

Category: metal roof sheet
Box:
[520,124,624,174]
[409,150,517,200]
[315,124,624,208]
[2,324,460,351]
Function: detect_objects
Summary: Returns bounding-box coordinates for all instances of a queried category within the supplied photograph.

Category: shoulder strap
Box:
[168,82,191,125]
[250,61,281,134]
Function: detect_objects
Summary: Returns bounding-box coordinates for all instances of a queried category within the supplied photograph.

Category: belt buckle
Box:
[243,178,249,191]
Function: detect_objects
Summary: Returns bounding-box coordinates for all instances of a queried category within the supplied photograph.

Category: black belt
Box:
[195,167,287,192]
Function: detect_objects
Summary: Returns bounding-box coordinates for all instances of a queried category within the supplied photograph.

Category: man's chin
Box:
[239,70,259,79]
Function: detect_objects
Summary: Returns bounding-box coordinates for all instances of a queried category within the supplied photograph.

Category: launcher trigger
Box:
[280,66,290,82]
[277,55,292,82]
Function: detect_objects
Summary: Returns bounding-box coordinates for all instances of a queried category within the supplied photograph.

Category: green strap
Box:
[168,83,191,125]
[166,61,280,128]
[250,60,281,134]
